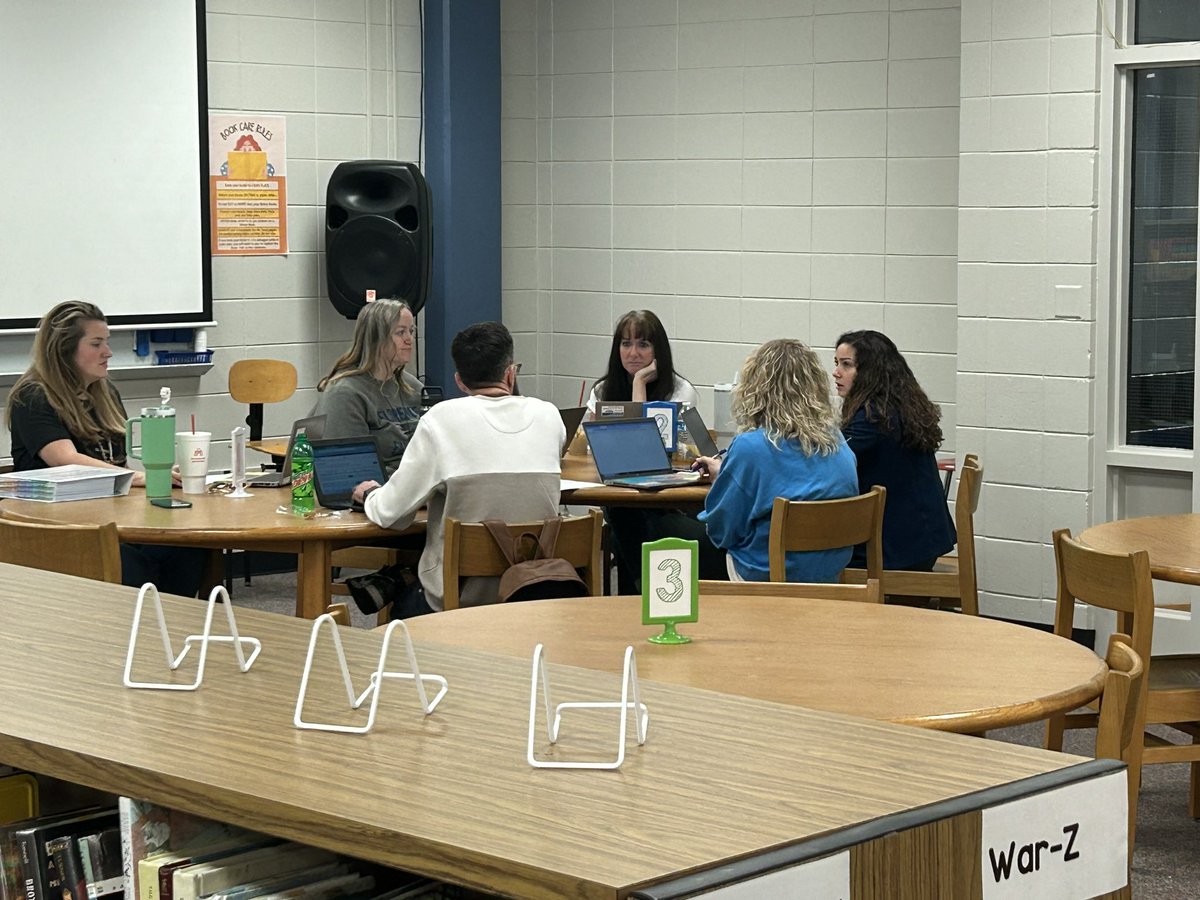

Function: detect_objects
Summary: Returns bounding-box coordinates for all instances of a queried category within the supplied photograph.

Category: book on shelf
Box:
[118,797,257,900]
[45,835,88,900]
[0,465,134,502]
[141,834,270,900]
[10,807,117,900]
[77,826,122,898]
[171,843,337,900]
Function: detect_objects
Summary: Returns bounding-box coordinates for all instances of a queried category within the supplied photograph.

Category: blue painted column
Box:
[422,0,501,397]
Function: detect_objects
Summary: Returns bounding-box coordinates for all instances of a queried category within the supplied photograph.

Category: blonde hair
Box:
[6,300,126,442]
[318,298,417,395]
[732,339,841,455]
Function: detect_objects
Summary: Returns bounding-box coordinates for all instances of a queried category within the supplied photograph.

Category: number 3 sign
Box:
[641,537,699,644]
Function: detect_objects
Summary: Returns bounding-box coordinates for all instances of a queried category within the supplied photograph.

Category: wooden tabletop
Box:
[1080,514,1200,586]
[404,594,1108,734]
[0,489,414,619]
[560,454,711,508]
[0,564,1091,899]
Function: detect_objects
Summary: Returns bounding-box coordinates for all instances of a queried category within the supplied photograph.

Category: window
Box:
[1126,67,1199,448]
[1136,1,1200,43]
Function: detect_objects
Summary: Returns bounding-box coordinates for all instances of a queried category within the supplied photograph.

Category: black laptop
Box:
[310,435,387,510]
[680,406,720,458]
[558,406,587,456]
[582,418,702,490]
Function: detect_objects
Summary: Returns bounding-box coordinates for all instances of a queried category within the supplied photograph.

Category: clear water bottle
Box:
[291,428,314,513]
[674,403,693,466]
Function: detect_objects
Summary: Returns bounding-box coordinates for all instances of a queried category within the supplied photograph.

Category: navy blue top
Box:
[842,407,956,570]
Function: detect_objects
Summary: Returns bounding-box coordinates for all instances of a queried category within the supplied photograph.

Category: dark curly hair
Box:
[836,330,944,454]
[594,309,681,403]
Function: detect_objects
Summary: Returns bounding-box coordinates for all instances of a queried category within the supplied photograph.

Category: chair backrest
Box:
[0,516,122,584]
[442,509,604,610]
[1052,528,1156,666]
[228,359,298,441]
[1096,633,1146,764]
[768,485,885,582]
[700,579,882,603]
[954,453,983,615]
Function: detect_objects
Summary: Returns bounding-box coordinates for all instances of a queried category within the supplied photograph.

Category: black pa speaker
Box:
[325,160,432,319]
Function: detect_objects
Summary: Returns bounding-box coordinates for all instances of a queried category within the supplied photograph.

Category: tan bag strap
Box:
[482,517,564,564]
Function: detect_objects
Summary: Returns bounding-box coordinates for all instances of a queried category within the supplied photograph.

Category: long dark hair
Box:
[836,330,943,454]
[594,310,679,402]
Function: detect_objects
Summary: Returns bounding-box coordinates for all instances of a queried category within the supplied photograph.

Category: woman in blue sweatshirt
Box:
[696,339,859,582]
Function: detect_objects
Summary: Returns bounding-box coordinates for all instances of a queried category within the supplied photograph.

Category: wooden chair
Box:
[1045,528,1200,823]
[767,485,885,583]
[700,579,882,603]
[0,516,122,584]
[228,358,298,445]
[443,509,604,610]
[843,453,983,615]
[1095,633,1146,853]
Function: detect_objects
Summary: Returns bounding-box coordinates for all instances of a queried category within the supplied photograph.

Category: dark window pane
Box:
[1127,67,1198,449]
[1137,0,1200,43]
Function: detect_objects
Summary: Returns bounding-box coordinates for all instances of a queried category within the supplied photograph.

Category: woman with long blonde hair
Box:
[696,339,859,582]
[6,300,206,595]
[311,298,423,474]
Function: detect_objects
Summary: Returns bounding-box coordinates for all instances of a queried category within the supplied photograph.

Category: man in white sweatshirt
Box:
[351,321,564,615]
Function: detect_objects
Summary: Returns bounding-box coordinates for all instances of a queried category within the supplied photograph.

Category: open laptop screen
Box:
[584,418,673,480]
[311,437,386,505]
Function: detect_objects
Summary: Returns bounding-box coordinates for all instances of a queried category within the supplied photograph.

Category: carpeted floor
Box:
[232,573,1199,896]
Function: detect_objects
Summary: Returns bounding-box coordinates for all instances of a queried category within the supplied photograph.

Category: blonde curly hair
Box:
[732,339,841,455]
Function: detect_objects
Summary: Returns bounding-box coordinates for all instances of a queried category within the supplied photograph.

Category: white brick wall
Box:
[502,0,962,424]
[956,0,1101,619]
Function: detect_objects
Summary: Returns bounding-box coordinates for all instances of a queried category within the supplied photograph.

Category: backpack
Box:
[482,518,590,603]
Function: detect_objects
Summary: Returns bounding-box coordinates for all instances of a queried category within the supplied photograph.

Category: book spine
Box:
[13,831,41,900]
[46,838,87,900]
[117,798,135,900]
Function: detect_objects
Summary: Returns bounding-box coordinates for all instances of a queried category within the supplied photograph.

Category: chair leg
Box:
[1190,757,1200,819]
[1045,714,1065,752]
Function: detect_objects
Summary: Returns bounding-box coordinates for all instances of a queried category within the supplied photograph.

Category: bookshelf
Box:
[0,564,1129,899]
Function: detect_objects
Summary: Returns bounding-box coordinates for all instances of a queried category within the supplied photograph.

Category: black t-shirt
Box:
[9,382,128,471]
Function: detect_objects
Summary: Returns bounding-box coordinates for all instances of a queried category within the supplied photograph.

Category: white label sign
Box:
[697,850,849,899]
[647,547,694,619]
[981,770,1128,900]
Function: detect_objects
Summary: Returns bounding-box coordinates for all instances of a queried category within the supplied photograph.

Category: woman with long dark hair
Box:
[833,330,955,571]
[587,309,699,410]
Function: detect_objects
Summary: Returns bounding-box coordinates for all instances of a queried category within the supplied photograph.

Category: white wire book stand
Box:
[293,614,448,734]
[123,584,262,691]
[527,643,649,770]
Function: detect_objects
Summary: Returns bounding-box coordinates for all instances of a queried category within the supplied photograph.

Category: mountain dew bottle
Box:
[291,429,315,513]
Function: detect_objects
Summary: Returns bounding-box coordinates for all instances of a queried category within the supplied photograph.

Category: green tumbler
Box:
[126,405,176,500]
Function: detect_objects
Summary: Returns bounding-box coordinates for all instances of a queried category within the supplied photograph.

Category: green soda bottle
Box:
[291,428,315,513]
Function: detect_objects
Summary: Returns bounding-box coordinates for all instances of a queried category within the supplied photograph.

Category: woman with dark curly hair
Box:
[832,330,955,571]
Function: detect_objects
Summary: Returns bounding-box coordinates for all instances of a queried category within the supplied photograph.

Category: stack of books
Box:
[0,466,134,502]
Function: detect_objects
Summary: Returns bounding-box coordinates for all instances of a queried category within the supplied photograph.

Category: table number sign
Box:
[980,769,1127,899]
[642,537,699,644]
[642,401,678,452]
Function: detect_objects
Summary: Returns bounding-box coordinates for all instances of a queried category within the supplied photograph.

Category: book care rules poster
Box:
[208,114,288,255]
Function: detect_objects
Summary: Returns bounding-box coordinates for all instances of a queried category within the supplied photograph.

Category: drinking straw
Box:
[578,379,587,406]
[191,414,196,434]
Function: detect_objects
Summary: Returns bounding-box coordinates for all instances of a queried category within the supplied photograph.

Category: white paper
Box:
[695,851,849,899]
[981,770,1127,899]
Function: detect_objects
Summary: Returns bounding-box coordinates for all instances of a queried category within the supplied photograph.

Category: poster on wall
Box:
[208,114,287,255]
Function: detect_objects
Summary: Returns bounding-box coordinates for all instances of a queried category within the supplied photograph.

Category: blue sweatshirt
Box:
[699,428,859,582]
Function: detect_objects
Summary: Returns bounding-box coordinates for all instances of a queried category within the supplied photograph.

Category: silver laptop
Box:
[594,400,648,420]
[582,418,702,491]
[247,415,327,487]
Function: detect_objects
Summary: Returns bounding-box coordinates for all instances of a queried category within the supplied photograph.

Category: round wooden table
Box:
[404,593,1107,734]
[560,454,710,508]
[1080,514,1200,585]
[0,488,415,618]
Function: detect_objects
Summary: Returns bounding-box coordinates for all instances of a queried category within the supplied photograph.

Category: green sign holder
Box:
[641,537,699,644]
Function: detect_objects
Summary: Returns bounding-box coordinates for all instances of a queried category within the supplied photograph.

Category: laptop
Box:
[247,415,327,487]
[558,406,587,456]
[310,435,387,510]
[680,406,720,458]
[582,418,703,491]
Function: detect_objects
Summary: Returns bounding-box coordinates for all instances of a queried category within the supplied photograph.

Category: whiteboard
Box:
[0,0,210,329]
